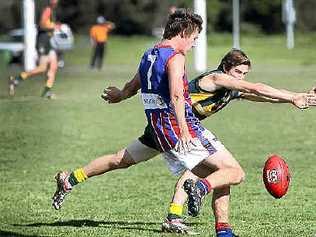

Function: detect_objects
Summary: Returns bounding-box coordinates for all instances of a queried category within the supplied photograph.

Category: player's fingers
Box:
[175,141,180,152]
[299,102,308,109]
[101,96,109,102]
[190,139,198,147]
[104,86,116,93]
[179,141,185,154]
[180,140,187,154]
[306,94,316,106]
[306,94,316,98]
[309,87,316,94]
[183,141,191,153]
[104,87,114,93]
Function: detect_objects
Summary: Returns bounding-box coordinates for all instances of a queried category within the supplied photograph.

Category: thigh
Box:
[202,147,242,171]
[48,50,58,71]
[126,139,159,163]
[38,55,49,68]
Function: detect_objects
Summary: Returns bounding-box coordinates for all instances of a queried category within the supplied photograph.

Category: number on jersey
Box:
[147,54,157,90]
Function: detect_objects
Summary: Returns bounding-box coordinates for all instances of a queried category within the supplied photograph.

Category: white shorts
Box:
[162,129,225,175]
[126,139,159,163]
[126,129,225,176]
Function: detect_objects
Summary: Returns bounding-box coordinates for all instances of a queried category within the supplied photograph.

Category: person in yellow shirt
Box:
[90,16,115,70]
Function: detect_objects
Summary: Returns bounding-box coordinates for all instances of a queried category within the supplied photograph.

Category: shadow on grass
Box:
[0,230,49,237]
[13,219,204,234]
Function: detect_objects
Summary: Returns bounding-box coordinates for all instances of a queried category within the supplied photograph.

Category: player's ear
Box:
[223,64,228,73]
[180,31,184,38]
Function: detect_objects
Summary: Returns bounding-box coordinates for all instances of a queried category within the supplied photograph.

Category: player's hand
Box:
[292,93,316,109]
[308,86,316,94]
[306,93,316,106]
[101,87,123,103]
[174,129,197,154]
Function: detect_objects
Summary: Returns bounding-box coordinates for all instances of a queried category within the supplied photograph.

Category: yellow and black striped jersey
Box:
[189,69,241,120]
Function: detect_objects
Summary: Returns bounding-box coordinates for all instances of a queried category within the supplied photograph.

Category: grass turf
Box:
[0,34,316,237]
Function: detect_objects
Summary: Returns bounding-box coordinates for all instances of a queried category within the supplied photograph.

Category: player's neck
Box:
[160,36,184,54]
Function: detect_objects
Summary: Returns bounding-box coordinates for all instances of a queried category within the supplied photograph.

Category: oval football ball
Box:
[262,155,291,199]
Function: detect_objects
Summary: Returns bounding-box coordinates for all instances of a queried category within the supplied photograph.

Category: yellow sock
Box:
[20,72,28,80]
[73,168,88,183]
[169,203,183,216]
[68,168,87,186]
[46,80,54,88]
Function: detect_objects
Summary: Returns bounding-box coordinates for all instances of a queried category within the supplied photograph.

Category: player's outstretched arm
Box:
[240,93,287,103]
[101,73,141,103]
[241,92,316,109]
[206,73,316,109]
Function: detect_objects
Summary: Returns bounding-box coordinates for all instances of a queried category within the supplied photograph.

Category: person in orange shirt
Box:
[9,0,60,99]
[89,16,115,70]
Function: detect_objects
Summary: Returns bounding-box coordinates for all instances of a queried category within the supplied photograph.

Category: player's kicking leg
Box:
[52,140,159,210]
[52,148,136,209]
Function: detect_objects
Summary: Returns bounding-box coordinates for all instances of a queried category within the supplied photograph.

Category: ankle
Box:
[216,222,233,237]
[196,179,212,197]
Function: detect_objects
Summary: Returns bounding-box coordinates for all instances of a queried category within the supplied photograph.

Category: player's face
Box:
[227,64,249,80]
[179,29,199,55]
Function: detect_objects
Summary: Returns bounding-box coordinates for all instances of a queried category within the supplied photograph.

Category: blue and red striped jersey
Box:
[138,45,206,152]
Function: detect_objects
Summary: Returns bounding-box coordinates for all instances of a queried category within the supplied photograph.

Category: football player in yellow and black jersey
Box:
[189,68,243,120]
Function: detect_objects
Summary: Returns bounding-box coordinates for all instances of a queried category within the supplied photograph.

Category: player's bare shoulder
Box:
[198,71,224,92]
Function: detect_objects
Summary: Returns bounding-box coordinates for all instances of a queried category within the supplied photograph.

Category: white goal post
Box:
[23,0,37,71]
[194,0,207,72]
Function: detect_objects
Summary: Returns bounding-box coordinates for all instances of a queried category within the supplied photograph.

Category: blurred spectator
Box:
[89,16,115,70]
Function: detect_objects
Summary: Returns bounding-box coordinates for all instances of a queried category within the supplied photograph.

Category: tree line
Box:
[0,0,315,35]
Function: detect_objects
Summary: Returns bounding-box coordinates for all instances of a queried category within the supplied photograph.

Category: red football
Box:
[262,155,291,199]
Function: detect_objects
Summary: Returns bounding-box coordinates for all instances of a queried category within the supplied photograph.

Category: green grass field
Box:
[1,34,316,237]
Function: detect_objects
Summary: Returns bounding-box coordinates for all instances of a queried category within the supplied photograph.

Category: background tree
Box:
[0,0,315,35]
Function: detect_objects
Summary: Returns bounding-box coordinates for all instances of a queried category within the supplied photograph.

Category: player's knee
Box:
[234,167,245,185]
[111,150,135,168]
[38,64,47,73]
[47,70,56,80]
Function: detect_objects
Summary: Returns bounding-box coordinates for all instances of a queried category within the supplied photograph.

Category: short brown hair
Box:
[218,49,251,72]
[163,8,203,40]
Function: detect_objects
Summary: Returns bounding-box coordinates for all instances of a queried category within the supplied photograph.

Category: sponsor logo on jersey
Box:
[141,93,168,110]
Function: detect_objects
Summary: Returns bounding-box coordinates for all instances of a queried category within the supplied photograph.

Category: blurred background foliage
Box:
[0,0,315,35]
